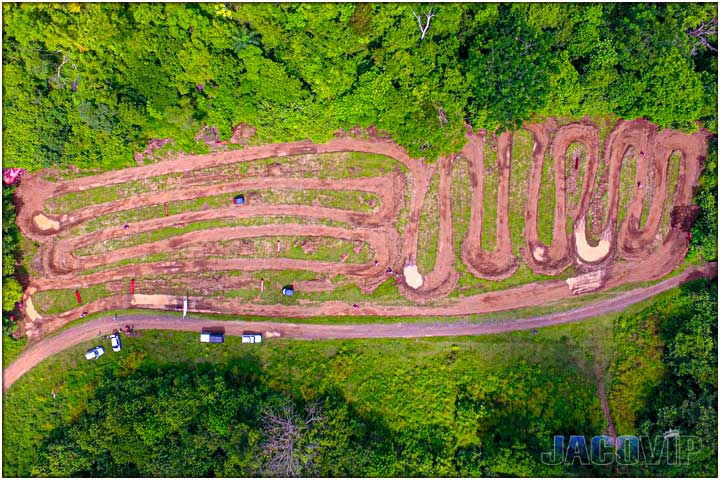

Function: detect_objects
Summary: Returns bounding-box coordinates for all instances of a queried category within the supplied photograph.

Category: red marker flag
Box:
[130,278,136,294]
[75,289,82,304]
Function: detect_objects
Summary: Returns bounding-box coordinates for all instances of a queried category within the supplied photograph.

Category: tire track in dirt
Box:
[398,154,459,301]
[520,119,709,276]
[461,130,518,280]
[48,225,392,275]
[4,262,715,393]
[16,138,425,240]
[46,174,404,233]
[12,121,711,341]
[618,126,707,259]
[41,225,398,293]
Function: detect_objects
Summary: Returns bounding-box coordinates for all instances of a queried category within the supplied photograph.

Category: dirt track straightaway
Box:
[3,261,716,392]
[11,118,712,342]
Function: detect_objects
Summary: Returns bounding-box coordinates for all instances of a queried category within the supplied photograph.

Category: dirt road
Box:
[3,262,715,392]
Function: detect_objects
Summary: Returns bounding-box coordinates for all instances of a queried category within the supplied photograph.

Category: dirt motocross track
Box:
[10,118,713,344]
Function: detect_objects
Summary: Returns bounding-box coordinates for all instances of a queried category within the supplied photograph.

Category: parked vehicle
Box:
[85,346,105,360]
[242,333,262,344]
[200,331,225,343]
[233,194,245,205]
[110,333,122,352]
[282,285,294,296]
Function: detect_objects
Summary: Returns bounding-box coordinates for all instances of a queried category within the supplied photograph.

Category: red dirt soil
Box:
[9,119,712,347]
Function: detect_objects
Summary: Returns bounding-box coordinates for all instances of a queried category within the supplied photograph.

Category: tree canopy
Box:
[2,2,717,169]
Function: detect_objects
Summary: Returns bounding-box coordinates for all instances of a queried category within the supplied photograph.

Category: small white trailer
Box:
[241,333,262,344]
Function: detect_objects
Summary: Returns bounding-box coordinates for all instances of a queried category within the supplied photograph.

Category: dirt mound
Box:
[671,205,700,232]
[230,123,257,144]
[566,269,606,294]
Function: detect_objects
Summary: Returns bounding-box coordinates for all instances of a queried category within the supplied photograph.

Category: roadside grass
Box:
[28,270,667,330]
[416,170,441,275]
[2,334,26,368]
[33,284,112,316]
[481,139,498,251]
[3,312,613,477]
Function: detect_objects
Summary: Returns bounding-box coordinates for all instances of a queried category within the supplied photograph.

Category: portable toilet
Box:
[281,285,294,296]
[233,194,245,205]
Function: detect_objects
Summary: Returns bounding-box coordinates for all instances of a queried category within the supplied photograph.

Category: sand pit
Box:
[24,298,42,321]
[575,224,611,263]
[33,214,59,231]
[131,294,177,307]
[403,265,424,289]
[532,246,547,262]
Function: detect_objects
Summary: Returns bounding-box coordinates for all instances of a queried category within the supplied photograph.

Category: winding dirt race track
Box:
[8,118,714,345]
[3,261,716,392]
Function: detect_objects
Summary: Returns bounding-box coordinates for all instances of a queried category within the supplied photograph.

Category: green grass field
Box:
[416,170,441,275]
[3,316,613,477]
[482,139,499,251]
[509,130,533,255]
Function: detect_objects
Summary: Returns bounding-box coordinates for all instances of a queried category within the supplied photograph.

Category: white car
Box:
[241,334,262,344]
[85,346,105,360]
[110,333,122,352]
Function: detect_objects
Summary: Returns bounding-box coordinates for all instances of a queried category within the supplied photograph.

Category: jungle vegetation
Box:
[1,2,717,167]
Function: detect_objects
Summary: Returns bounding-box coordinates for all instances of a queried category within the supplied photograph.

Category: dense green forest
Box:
[609,279,717,477]
[2,2,717,168]
[2,185,23,336]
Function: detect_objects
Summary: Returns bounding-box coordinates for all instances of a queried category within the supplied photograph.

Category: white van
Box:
[110,333,122,352]
[242,334,262,344]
